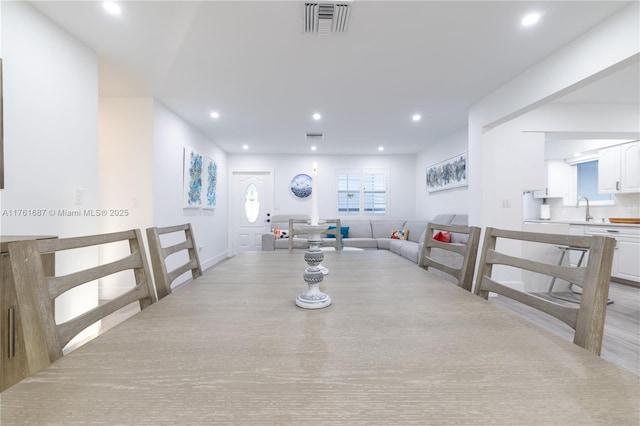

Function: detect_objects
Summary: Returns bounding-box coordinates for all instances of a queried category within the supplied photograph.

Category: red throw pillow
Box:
[433,231,451,243]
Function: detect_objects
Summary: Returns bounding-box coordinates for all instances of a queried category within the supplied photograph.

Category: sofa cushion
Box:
[343,238,378,249]
[400,243,421,264]
[376,238,393,250]
[274,239,290,249]
[431,214,455,225]
[403,221,429,243]
[449,214,470,244]
[389,239,406,256]
[271,222,289,233]
[341,220,373,238]
[371,220,406,238]
[261,233,276,251]
[449,214,468,226]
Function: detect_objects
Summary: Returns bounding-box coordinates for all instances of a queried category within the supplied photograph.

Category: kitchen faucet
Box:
[576,196,593,222]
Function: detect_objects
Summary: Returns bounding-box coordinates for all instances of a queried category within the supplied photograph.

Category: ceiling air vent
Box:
[305,132,324,140]
[304,2,351,35]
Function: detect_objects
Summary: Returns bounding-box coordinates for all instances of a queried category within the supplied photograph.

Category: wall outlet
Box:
[74,188,83,205]
[501,199,511,208]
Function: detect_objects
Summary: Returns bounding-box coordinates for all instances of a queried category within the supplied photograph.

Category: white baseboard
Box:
[200,250,229,271]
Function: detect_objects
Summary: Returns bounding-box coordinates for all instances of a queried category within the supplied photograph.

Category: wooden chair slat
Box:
[474,227,615,355]
[418,223,481,292]
[166,260,199,284]
[480,276,579,328]
[162,239,192,258]
[36,230,137,253]
[8,229,156,375]
[56,283,152,349]
[486,250,586,287]
[146,223,203,300]
[46,253,142,299]
[429,239,467,255]
[422,258,461,281]
[490,228,593,248]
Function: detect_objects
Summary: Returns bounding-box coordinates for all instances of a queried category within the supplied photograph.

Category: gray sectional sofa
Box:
[261,214,469,266]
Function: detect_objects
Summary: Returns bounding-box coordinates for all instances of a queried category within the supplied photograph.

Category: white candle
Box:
[311,162,319,225]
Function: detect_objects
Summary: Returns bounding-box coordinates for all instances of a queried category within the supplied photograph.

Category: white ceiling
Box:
[29,1,638,155]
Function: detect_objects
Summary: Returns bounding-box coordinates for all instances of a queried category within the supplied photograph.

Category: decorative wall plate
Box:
[290,174,312,199]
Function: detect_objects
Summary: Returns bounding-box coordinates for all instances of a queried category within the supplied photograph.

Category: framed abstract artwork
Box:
[426,152,467,192]
[203,157,217,209]
[183,147,203,208]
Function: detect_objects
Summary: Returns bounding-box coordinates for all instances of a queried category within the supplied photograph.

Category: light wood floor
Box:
[492,281,640,375]
[72,275,640,376]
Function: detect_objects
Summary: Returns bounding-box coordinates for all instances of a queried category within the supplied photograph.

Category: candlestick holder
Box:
[296,223,332,309]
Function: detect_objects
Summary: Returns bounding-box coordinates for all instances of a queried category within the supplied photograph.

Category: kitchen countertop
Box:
[525,219,640,228]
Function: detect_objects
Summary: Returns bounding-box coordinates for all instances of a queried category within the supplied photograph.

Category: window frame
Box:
[336,168,388,217]
[567,160,614,207]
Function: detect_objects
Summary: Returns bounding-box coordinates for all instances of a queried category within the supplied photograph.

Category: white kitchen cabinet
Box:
[533,160,570,199]
[586,225,640,283]
[620,142,640,192]
[598,141,640,194]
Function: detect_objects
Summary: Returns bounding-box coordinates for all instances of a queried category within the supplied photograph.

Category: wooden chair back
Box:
[8,229,156,374]
[418,223,481,291]
[288,218,343,251]
[474,227,615,355]
[146,223,202,299]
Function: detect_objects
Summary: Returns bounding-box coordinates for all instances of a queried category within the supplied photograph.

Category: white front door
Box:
[231,171,273,254]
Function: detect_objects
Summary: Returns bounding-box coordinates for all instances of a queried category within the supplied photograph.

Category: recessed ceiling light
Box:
[312,113,322,121]
[210,111,220,119]
[412,114,421,122]
[311,146,317,151]
[242,145,249,150]
[103,1,121,15]
[521,12,541,27]
[378,146,384,152]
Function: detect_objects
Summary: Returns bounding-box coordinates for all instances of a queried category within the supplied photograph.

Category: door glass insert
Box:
[245,183,260,223]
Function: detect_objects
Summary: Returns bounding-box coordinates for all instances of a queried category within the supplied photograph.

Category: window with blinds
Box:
[337,170,387,215]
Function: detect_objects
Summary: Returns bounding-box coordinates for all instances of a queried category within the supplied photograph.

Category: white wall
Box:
[99,97,154,234]
[227,154,417,220]
[1,2,100,237]
[1,1,100,335]
[2,3,230,331]
[152,101,229,273]
[464,3,638,291]
[415,128,469,219]
[98,98,228,296]
[98,97,154,298]
[469,2,640,228]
